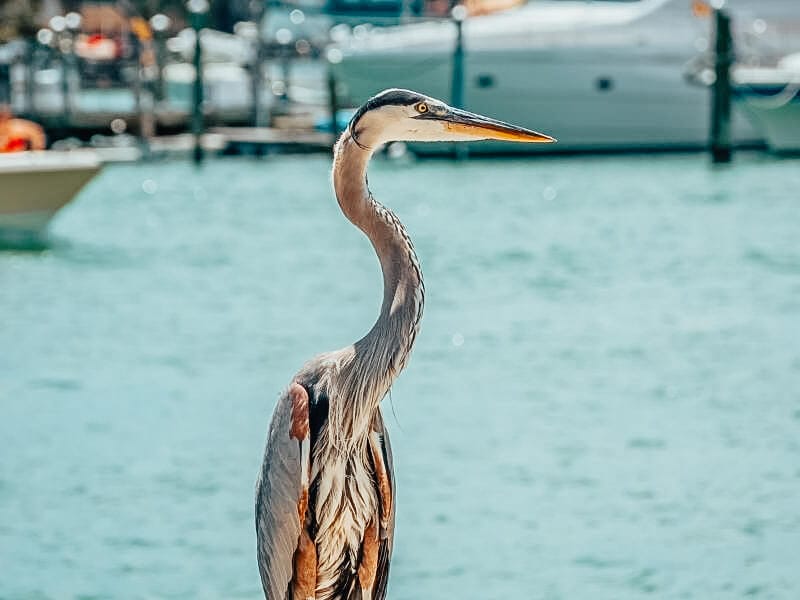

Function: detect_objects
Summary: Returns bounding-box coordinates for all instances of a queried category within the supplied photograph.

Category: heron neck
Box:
[332,132,424,401]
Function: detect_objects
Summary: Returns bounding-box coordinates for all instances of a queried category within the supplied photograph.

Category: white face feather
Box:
[354,99,496,147]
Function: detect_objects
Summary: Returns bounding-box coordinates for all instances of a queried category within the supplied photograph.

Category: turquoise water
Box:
[1,153,799,599]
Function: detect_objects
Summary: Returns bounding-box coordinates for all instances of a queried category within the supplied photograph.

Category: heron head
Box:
[348,88,555,149]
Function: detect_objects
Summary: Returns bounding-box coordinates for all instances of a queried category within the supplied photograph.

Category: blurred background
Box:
[1,1,799,599]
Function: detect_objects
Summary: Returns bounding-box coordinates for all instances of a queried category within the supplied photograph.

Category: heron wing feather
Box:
[256,388,304,600]
[372,410,395,600]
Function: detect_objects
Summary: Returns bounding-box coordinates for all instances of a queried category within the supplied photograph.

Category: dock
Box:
[212,127,334,155]
[88,128,334,163]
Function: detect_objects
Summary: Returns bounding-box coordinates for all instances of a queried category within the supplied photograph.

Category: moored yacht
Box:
[331,0,800,153]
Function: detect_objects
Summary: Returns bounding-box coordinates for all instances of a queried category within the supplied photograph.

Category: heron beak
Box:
[441,107,556,143]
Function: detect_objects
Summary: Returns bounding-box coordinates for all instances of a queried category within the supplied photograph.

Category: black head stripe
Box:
[349,88,427,135]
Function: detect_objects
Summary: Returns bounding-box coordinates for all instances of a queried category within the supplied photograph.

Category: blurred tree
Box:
[118,0,186,19]
[120,0,256,32]
[0,0,262,41]
[0,0,42,42]
[206,0,261,33]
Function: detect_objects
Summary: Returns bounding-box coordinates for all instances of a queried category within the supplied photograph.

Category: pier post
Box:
[252,3,267,128]
[710,6,733,163]
[234,18,264,129]
[0,63,10,106]
[25,39,37,117]
[150,14,171,102]
[327,67,340,152]
[133,39,156,155]
[279,38,292,109]
[48,17,72,127]
[132,38,143,147]
[60,51,71,126]
[252,36,265,127]
[450,4,467,160]
[64,13,82,129]
[187,0,209,165]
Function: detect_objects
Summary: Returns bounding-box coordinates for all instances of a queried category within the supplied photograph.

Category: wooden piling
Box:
[0,62,10,106]
[24,41,36,118]
[154,32,167,102]
[60,40,71,126]
[279,48,291,109]
[132,39,154,156]
[191,20,204,164]
[450,4,467,160]
[251,39,265,128]
[327,68,340,151]
[710,8,733,163]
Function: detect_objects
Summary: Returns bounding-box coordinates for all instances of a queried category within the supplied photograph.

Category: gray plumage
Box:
[256,390,304,599]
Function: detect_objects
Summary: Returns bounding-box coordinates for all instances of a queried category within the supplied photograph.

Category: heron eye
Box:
[415,102,428,114]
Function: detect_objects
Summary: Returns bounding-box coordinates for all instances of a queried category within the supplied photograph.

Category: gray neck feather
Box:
[323,132,424,447]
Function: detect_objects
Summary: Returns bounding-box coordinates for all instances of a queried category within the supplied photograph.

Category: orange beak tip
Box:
[532,134,557,143]
[516,133,556,143]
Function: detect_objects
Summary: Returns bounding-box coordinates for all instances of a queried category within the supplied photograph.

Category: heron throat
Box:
[326,131,425,446]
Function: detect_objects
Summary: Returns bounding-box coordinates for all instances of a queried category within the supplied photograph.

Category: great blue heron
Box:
[255,88,554,600]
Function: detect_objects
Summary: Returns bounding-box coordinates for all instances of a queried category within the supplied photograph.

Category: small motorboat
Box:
[0,150,101,245]
[734,53,800,154]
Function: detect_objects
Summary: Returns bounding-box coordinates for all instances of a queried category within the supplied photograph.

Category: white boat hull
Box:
[738,98,800,153]
[0,151,101,244]
[734,54,800,154]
